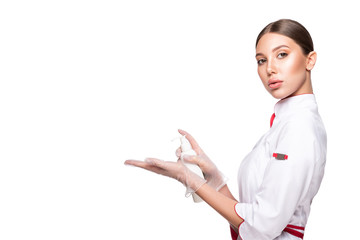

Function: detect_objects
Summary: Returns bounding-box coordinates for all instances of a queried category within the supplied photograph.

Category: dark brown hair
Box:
[256,19,314,55]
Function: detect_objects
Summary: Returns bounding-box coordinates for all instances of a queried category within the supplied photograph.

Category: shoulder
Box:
[276,106,324,134]
[285,109,326,142]
[271,110,327,162]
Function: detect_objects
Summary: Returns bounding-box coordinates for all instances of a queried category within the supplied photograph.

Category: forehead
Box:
[256,33,299,53]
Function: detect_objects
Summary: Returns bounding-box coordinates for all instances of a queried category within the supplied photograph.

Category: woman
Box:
[125,19,327,240]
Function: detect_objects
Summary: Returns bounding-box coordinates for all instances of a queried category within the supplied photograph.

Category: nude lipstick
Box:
[268,79,283,89]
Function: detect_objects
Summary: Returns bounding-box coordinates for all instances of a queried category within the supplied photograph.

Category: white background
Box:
[1,0,359,239]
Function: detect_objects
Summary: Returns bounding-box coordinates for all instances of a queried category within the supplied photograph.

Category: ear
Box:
[306,51,317,71]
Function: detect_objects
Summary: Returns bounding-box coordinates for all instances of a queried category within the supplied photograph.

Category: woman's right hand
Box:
[176,129,228,191]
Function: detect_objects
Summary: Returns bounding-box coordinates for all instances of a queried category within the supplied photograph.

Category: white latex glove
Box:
[124,157,207,195]
[176,129,228,191]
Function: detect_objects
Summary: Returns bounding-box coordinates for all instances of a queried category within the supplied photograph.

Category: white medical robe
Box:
[234,94,327,240]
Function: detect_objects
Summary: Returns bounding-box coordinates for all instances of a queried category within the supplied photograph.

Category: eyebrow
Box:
[255,45,290,58]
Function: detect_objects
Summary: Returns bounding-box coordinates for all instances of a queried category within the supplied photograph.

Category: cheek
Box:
[258,67,267,85]
[284,55,306,76]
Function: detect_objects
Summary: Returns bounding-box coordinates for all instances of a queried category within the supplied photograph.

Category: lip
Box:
[268,79,283,89]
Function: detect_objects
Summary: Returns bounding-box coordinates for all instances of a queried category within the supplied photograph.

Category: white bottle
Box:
[179,135,204,203]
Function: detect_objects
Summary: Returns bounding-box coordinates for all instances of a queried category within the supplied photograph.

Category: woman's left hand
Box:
[124,158,206,194]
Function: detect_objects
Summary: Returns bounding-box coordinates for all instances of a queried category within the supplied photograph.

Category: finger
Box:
[175,147,182,158]
[146,158,182,179]
[182,154,199,165]
[124,159,156,169]
[144,158,166,168]
[178,129,204,154]
[125,159,167,175]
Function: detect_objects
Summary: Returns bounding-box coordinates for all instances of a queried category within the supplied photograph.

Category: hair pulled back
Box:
[256,19,314,55]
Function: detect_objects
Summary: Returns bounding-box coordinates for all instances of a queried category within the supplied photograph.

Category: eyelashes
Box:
[278,52,288,58]
[256,52,289,65]
[257,59,266,65]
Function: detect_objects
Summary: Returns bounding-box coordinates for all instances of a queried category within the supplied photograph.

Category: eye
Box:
[257,58,266,65]
[277,52,288,59]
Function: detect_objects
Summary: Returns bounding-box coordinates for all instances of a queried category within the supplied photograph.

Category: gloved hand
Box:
[176,129,228,191]
[124,157,207,195]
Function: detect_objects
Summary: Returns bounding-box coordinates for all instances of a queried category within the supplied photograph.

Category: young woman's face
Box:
[255,33,313,99]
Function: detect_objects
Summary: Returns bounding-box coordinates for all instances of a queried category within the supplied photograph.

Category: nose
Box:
[266,59,277,75]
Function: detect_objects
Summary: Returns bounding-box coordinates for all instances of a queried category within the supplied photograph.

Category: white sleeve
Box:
[235,121,319,240]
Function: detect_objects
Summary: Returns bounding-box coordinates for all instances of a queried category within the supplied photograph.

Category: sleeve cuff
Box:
[233,203,245,240]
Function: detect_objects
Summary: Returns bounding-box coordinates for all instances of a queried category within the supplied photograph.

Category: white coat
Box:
[232,94,327,240]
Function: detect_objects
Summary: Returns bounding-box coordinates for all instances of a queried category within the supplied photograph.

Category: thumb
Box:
[182,154,198,164]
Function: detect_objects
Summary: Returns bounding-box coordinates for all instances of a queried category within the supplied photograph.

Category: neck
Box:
[290,73,313,97]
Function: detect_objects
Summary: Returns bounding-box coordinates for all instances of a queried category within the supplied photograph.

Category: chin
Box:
[268,89,291,100]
